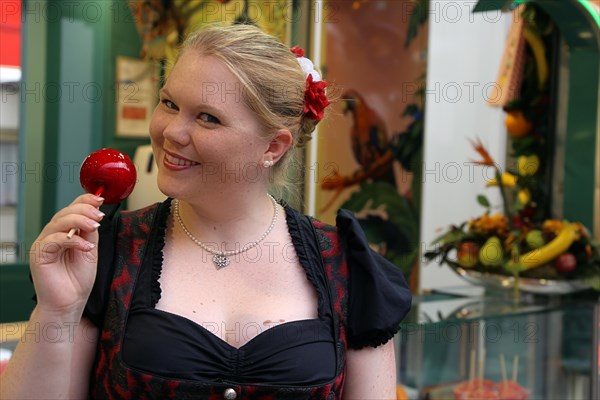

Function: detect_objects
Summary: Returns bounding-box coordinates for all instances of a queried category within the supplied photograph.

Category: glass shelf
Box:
[402,286,598,325]
[395,286,598,399]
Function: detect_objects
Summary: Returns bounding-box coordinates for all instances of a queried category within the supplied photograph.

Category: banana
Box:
[523,27,549,89]
[509,223,579,270]
[486,172,518,188]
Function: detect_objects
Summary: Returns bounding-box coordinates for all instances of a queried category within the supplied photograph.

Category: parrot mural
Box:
[321,88,425,278]
[342,89,390,169]
[321,0,429,285]
[320,89,397,213]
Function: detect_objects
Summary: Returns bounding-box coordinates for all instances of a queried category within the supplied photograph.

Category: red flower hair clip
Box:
[290,46,304,58]
[291,46,330,122]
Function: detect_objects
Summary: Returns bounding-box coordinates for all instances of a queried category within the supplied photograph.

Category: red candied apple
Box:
[80,148,137,204]
[453,379,497,400]
[496,381,528,400]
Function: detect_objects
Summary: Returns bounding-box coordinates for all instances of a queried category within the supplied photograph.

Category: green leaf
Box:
[430,227,468,247]
[477,194,491,208]
[424,250,440,261]
[404,0,429,48]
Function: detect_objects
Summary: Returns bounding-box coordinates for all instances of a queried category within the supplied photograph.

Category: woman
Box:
[1,24,411,399]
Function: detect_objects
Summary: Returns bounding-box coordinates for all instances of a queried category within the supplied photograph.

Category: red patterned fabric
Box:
[89,203,349,399]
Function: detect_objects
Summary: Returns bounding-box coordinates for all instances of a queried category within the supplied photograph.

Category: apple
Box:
[526,230,545,249]
[457,241,479,268]
[554,253,577,273]
[80,148,137,204]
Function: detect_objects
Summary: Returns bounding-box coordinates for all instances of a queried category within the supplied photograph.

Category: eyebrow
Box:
[159,87,224,116]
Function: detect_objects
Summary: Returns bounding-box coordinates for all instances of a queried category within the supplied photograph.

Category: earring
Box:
[263,160,274,168]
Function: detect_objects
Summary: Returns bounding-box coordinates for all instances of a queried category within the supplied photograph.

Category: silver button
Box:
[223,388,237,400]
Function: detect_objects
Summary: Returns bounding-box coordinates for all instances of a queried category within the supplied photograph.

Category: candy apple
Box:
[79,148,137,204]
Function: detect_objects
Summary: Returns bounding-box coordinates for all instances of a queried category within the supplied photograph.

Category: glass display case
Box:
[395,287,599,399]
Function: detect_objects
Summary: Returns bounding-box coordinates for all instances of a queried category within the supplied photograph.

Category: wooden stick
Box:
[67,186,104,239]
[500,354,508,390]
[479,348,486,392]
[512,354,519,382]
[469,348,476,387]
[66,228,79,240]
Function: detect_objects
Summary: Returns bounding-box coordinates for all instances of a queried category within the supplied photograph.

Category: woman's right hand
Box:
[29,194,106,316]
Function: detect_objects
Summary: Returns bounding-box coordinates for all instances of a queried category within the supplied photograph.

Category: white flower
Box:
[296,56,321,82]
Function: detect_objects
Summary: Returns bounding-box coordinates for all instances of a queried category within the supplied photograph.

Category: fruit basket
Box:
[424,4,600,296]
[424,141,600,295]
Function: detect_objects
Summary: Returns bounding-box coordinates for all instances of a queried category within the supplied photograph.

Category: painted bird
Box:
[320,90,396,212]
[342,90,390,169]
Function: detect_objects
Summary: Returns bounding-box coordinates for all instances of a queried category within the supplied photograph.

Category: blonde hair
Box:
[177,24,325,201]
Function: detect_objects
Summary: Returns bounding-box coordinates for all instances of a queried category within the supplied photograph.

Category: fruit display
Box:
[421,4,600,294]
[499,4,552,223]
[424,3,600,294]
[424,136,599,292]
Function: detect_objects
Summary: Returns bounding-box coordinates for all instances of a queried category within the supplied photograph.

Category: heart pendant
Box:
[213,254,230,270]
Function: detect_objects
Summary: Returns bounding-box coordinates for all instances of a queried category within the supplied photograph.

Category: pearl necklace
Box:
[173,195,279,269]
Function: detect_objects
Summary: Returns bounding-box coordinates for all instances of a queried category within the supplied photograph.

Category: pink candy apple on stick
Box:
[66,148,136,239]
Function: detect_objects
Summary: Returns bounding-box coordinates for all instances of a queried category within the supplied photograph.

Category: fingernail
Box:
[94,196,104,202]
[85,242,96,250]
[89,221,101,229]
[96,211,106,218]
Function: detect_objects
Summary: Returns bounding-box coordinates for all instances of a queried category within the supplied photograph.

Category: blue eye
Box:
[199,113,220,124]
[162,99,178,110]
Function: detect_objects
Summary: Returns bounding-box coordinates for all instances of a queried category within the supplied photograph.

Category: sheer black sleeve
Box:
[336,209,412,349]
[82,203,121,327]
